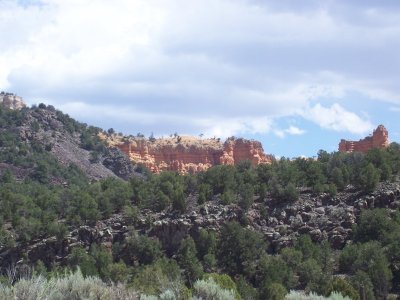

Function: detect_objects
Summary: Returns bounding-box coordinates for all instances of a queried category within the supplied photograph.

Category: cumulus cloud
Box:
[274,126,306,138]
[0,0,398,138]
[56,101,274,138]
[302,103,374,135]
[285,126,306,136]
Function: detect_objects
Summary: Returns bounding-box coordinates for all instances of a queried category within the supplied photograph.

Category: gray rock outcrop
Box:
[0,92,26,110]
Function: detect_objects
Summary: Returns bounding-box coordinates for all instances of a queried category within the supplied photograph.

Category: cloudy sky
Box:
[1,0,400,157]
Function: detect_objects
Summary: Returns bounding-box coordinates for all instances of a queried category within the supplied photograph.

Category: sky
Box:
[1,0,400,158]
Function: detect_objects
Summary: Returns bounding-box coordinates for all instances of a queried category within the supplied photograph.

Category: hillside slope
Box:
[0,103,138,182]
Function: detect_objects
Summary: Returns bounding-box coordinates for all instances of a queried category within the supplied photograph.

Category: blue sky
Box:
[1,0,399,158]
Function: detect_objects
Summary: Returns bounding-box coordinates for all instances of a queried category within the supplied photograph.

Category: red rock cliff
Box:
[339,125,389,153]
[109,135,272,174]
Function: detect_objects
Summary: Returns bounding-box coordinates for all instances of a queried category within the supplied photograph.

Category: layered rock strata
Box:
[108,135,273,173]
[339,125,389,153]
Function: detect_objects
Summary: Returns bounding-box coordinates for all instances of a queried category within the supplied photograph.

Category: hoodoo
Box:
[339,125,389,153]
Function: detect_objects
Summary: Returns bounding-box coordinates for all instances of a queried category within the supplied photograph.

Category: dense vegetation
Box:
[0,105,400,299]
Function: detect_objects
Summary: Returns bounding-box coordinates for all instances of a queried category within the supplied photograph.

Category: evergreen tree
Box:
[69,247,98,277]
[177,237,204,286]
[217,221,265,276]
[359,163,380,192]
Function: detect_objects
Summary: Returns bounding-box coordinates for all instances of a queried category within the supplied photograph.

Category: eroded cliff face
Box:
[106,135,273,173]
[220,138,271,166]
[0,92,26,110]
[339,125,389,153]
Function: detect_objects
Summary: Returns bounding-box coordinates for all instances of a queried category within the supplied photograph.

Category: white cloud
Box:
[0,0,399,139]
[285,126,306,135]
[302,103,374,135]
[273,130,285,138]
[55,101,274,138]
[273,126,306,138]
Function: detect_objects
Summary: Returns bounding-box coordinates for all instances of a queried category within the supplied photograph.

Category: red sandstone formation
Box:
[109,135,273,174]
[339,125,389,153]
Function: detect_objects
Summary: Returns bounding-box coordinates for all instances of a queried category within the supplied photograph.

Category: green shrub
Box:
[217,221,265,276]
[0,228,15,249]
[298,259,323,290]
[123,231,162,265]
[295,235,320,261]
[159,290,176,300]
[283,183,299,202]
[353,209,397,244]
[192,278,236,300]
[123,205,139,225]
[339,244,359,273]
[327,277,359,300]
[177,237,203,285]
[0,269,139,300]
[285,290,351,300]
[198,184,212,205]
[260,282,287,300]
[358,163,380,192]
[235,275,258,300]
[257,255,296,289]
[196,229,217,260]
[238,183,254,210]
[172,185,186,213]
[107,261,130,284]
[204,273,240,300]
[327,183,337,196]
[280,248,303,272]
[221,189,235,205]
[69,247,98,277]
[350,271,375,300]
[131,258,186,298]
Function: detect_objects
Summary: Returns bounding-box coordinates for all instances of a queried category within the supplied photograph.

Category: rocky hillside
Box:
[3,179,399,270]
[0,102,138,182]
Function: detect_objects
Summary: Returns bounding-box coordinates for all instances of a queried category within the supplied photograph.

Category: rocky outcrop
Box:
[339,125,389,153]
[103,148,138,180]
[16,107,138,181]
[146,181,400,252]
[0,92,26,110]
[219,138,271,166]
[2,181,399,269]
[109,136,273,174]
